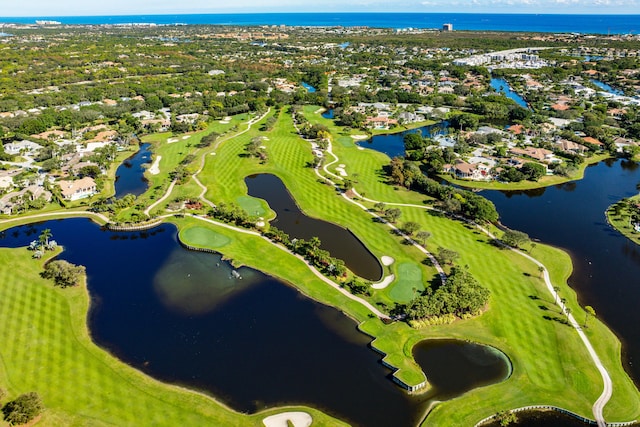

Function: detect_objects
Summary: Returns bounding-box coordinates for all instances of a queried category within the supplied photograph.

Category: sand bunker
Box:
[148,156,161,175]
[167,138,178,143]
[351,134,369,140]
[262,412,312,427]
[372,274,395,290]
[381,256,395,266]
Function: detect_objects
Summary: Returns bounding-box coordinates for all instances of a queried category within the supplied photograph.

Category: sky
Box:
[0,0,637,16]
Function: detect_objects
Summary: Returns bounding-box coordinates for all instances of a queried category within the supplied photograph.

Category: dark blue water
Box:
[483,159,640,386]
[114,143,151,198]
[591,79,624,96]
[1,13,638,34]
[361,121,450,158]
[245,173,383,281]
[490,77,530,109]
[301,82,316,93]
[0,218,426,427]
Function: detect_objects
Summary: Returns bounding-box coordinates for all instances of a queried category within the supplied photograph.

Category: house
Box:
[442,159,491,181]
[0,185,52,215]
[3,140,43,156]
[509,147,555,163]
[582,136,604,148]
[556,139,588,155]
[57,177,97,201]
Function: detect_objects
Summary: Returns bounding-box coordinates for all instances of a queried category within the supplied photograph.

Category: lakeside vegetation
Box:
[0,23,639,427]
[606,194,640,246]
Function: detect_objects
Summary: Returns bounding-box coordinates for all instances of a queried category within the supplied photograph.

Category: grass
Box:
[389,262,424,303]
[180,225,231,248]
[606,194,640,246]
[0,247,348,427]
[1,105,638,427]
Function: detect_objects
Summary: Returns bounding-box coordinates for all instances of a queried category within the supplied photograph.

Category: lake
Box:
[245,173,383,281]
[360,121,450,159]
[490,77,530,110]
[591,79,624,96]
[0,218,510,426]
[114,143,152,198]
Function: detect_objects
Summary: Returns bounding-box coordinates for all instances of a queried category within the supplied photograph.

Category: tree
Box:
[437,247,459,266]
[553,286,560,305]
[502,229,530,248]
[521,162,546,181]
[41,260,86,288]
[584,305,596,328]
[2,392,44,425]
[384,208,402,223]
[403,221,421,236]
[538,266,544,278]
[38,229,52,248]
[416,231,431,246]
[373,202,386,213]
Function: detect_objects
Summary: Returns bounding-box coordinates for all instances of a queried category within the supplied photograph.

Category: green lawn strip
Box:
[606,194,640,246]
[100,147,138,198]
[441,153,611,191]
[0,247,347,427]
[236,195,268,217]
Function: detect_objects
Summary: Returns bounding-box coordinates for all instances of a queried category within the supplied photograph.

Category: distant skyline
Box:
[1,0,638,17]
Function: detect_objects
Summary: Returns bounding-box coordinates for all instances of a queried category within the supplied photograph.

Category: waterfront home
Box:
[556,139,588,155]
[443,159,492,181]
[0,185,52,215]
[509,147,555,163]
[582,136,604,148]
[57,177,97,201]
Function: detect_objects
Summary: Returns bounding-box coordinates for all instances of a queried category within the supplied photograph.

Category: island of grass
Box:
[1,106,639,427]
[606,194,640,245]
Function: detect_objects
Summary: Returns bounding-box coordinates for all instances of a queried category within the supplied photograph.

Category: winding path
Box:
[303,128,613,425]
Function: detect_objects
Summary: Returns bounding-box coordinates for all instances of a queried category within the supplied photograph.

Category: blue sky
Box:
[1,0,637,16]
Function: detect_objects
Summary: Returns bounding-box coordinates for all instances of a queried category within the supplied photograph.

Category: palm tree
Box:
[38,229,52,249]
[553,286,560,305]
[565,307,572,322]
[538,266,544,278]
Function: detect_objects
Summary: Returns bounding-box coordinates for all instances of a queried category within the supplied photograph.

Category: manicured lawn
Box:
[181,225,231,248]
[0,247,348,427]
[389,262,424,303]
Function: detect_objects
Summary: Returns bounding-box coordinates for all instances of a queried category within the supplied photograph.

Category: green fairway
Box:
[180,226,232,248]
[337,136,355,148]
[389,262,424,302]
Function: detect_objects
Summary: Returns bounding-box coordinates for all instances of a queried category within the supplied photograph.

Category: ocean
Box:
[0,13,638,34]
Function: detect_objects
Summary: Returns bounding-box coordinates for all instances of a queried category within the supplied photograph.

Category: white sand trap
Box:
[263,412,312,427]
[314,108,324,114]
[256,221,266,227]
[260,145,267,149]
[372,274,395,290]
[357,146,365,150]
[148,156,162,175]
[335,167,348,177]
[224,116,232,120]
[219,120,230,124]
[351,134,369,140]
[210,152,216,156]
[182,135,190,140]
[167,138,178,143]
[339,164,345,168]
[381,256,395,266]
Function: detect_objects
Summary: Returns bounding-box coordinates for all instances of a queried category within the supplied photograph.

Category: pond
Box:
[245,173,383,281]
[322,108,334,119]
[490,77,530,110]
[114,143,152,198]
[301,82,316,93]
[413,339,511,400]
[591,79,624,96]
[360,121,450,159]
